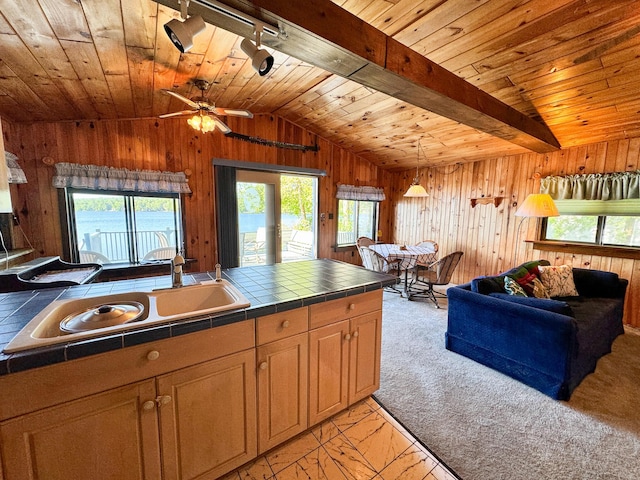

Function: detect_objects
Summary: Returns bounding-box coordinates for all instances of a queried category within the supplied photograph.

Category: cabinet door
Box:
[257,332,308,453]
[157,349,257,480]
[308,320,350,426]
[0,380,161,480]
[349,310,382,404]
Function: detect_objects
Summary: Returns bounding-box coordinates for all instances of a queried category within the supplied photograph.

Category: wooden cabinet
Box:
[157,349,257,480]
[348,310,382,404]
[0,380,162,480]
[309,319,350,424]
[0,289,383,479]
[256,309,308,453]
[0,320,256,480]
[308,291,382,425]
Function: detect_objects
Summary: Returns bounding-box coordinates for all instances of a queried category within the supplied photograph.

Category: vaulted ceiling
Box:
[0,0,639,171]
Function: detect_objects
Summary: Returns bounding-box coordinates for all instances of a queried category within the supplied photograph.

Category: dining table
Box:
[368,243,438,296]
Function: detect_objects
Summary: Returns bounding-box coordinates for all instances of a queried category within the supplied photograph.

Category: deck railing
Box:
[80,229,177,262]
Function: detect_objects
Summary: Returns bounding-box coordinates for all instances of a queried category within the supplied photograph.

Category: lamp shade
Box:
[515,193,559,217]
[404,184,429,197]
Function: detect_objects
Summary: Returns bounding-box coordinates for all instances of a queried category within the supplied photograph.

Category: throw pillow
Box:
[530,277,550,299]
[515,271,538,295]
[538,264,580,297]
[504,276,527,297]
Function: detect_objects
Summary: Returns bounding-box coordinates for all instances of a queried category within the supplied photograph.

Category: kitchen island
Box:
[0,259,396,480]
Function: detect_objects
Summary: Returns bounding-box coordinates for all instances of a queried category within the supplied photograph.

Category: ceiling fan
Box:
[159,79,253,133]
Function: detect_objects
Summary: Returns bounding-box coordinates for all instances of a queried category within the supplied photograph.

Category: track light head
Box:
[241,38,274,76]
[164,15,206,53]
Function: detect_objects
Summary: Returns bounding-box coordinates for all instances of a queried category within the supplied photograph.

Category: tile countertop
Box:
[0,259,397,376]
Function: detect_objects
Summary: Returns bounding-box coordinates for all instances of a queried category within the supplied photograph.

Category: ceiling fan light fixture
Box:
[200,114,216,133]
[164,15,206,53]
[187,114,202,130]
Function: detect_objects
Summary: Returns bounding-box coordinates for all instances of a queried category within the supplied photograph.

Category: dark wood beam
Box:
[155,0,561,153]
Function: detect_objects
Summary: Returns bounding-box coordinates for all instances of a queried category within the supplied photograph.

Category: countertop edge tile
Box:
[0,260,396,375]
[66,334,125,361]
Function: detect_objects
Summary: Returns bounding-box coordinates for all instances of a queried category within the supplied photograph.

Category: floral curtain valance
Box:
[336,184,385,201]
[52,162,191,194]
[541,171,640,201]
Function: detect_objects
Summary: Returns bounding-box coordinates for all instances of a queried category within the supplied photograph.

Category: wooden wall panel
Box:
[388,136,640,327]
[1,114,388,273]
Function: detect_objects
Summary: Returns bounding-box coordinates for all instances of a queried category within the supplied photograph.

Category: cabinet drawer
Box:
[309,290,382,329]
[256,308,308,345]
[0,319,255,420]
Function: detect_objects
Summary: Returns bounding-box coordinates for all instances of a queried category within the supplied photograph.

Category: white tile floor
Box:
[220,397,459,480]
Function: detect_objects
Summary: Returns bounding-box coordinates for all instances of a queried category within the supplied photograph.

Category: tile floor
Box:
[220,397,459,480]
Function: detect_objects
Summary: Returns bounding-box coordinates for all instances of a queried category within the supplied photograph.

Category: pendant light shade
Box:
[404,138,429,198]
[404,183,429,197]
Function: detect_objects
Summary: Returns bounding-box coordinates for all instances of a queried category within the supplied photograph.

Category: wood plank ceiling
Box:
[0,0,639,171]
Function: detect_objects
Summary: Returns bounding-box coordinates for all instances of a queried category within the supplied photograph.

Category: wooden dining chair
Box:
[356,236,375,268]
[416,240,438,254]
[408,251,464,307]
[358,246,402,293]
[356,236,375,248]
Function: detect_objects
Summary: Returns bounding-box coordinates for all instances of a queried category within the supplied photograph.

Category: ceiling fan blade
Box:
[159,110,196,119]
[162,89,199,109]
[213,117,232,134]
[212,107,254,118]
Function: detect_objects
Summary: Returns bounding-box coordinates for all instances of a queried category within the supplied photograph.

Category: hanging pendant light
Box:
[404,138,429,198]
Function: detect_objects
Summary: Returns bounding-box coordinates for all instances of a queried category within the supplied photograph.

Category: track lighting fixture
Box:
[164,0,206,53]
[241,24,274,76]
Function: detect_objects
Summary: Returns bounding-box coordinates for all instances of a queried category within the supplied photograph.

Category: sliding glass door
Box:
[236,171,317,267]
[237,171,281,265]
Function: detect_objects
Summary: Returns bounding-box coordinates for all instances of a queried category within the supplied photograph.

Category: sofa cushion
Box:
[539,264,579,297]
[488,292,573,316]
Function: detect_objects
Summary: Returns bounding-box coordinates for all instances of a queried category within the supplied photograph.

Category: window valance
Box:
[4,152,27,184]
[336,184,385,201]
[541,171,640,201]
[52,162,191,194]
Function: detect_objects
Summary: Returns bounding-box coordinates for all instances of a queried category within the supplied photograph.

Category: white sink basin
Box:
[4,280,250,353]
[152,282,246,318]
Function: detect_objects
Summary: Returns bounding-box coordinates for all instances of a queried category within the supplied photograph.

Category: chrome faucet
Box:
[171,252,185,288]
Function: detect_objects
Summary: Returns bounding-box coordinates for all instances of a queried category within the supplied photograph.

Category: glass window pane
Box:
[73,193,126,263]
[70,191,182,264]
[545,215,598,243]
[337,200,357,246]
[134,196,180,260]
[337,200,377,246]
[357,201,375,238]
[602,216,640,246]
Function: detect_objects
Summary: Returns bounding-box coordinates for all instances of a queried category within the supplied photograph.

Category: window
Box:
[63,189,183,264]
[336,199,379,246]
[542,199,640,248]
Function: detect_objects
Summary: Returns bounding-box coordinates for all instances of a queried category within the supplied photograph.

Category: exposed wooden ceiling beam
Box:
[153,0,561,153]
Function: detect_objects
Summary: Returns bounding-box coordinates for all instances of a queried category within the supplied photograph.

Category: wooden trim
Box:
[212,158,326,177]
[532,240,640,260]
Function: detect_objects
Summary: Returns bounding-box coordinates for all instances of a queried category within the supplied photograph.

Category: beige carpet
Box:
[374,290,640,480]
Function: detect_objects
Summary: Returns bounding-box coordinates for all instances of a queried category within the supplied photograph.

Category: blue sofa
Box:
[446,260,627,400]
